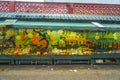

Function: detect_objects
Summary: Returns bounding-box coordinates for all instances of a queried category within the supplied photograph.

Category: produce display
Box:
[0,27,120,56]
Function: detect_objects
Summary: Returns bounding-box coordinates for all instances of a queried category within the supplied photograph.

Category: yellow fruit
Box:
[19,52,23,55]
[58,30,63,34]
[108,50,112,54]
[28,33,33,38]
[19,29,25,33]
[16,36,21,40]
[36,51,41,55]
[47,30,51,35]
[43,52,48,55]
[27,29,33,33]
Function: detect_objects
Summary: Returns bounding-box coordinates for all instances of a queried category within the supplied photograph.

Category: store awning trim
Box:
[102,24,120,28]
[0,20,5,25]
[13,20,97,30]
[0,19,120,30]
[14,21,95,27]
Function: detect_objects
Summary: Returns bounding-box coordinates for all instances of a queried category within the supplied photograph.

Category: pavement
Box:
[0,65,120,80]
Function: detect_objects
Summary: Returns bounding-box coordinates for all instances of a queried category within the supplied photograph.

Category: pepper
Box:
[31,34,40,44]
[20,34,26,40]
[42,40,47,45]
[113,42,118,48]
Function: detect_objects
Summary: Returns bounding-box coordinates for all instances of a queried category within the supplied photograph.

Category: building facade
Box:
[44,0,120,4]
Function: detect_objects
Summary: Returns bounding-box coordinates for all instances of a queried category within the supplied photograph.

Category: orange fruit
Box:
[50,36,56,40]
[20,34,26,39]
[42,40,47,45]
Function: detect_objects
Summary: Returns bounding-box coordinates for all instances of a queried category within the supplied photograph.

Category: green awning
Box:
[0,12,120,22]
[14,21,95,27]
[0,20,6,27]
[0,20,5,25]
[13,20,97,30]
[1,19,120,31]
[102,24,120,28]
[100,23,120,31]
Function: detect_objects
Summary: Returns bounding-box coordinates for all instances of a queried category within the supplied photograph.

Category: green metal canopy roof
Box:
[0,12,120,22]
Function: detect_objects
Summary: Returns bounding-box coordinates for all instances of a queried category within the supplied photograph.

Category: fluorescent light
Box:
[0,0,44,2]
[15,0,44,2]
[92,22,105,27]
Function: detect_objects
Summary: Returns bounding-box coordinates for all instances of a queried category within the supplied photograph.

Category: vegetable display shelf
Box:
[91,54,120,64]
[0,54,52,65]
[14,55,52,65]
[53,55,91,64]
[0,54,120,65]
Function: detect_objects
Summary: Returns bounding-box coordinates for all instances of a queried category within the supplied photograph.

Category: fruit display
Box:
[0,27,120,56]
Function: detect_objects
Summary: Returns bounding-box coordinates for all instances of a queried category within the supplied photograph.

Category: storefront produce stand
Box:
[0,12,120,65]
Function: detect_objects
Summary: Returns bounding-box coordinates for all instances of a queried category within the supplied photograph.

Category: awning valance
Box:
[12,20,97,30]
[0,20,120,31]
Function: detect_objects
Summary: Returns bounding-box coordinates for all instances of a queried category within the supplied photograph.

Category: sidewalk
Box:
[0,65,120,80]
